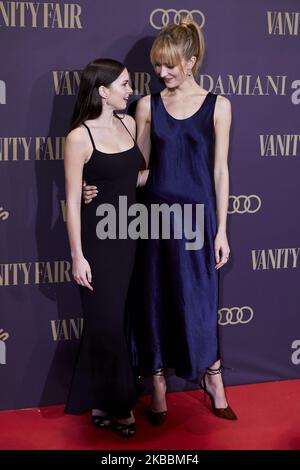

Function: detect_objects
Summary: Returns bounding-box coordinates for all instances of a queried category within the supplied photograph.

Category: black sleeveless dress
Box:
[65,119,143,419]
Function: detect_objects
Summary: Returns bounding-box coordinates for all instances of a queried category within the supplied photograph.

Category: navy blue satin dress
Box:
[130,92,220,381]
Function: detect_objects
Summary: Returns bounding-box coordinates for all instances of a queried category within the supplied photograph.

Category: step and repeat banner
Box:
[1,0,300,410]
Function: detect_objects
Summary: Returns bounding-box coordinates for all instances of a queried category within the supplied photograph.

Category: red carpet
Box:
[1,380,300,450]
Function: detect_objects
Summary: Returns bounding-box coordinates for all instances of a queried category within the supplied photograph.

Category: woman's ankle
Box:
[153,373,166,389]
[114,412,135,425]
[92,409,108,417]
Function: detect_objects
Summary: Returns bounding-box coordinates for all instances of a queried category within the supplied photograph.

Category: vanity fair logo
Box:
[291,340,300,365]
[0,137,65,161]
[228,195,261,214]
[52,71,151,96]
[0,206,9,220]
[150,9,205,29]
[50,318,83,341]
[0,261,72,286]
[0,79,6,104]
[252,248,300,270]
[0,328,9,365]
[0,1,82,28]
[52,71,81,95]
[129,72,151,96]
[260,134,300,157]
[218,307,254,326]
[267,11,300,35]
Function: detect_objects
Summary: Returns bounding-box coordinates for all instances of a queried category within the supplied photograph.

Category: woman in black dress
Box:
[64,58,145,438]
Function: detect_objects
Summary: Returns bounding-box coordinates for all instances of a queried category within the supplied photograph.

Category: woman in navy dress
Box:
[132,18,236,423]
[84,19,237,422]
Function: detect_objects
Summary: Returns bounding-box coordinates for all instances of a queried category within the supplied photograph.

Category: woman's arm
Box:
[135,95,151,187]
[213,95,232,269]
[64,128,93,290]
[137,169,149,187]
[135,95,151,168]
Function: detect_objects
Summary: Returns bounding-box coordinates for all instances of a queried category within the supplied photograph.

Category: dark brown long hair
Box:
[70,58,125,131]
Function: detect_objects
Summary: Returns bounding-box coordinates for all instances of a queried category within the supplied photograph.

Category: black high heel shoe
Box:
[145,408,167,426]
[91,414,111,428]
[200,365,237,421]
[110,418,136,438]
[146,369,168,426]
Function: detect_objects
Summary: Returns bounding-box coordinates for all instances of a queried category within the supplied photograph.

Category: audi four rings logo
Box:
[218,307,254,325]
[228,195,262,214]
[150,9,205,30]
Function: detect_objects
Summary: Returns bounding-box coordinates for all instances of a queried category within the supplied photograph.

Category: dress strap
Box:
[82,122,96,150]
[114,113,136,144]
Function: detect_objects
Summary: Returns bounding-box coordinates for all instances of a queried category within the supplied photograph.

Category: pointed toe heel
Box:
[200,365,238,421]
[145,408,168,426]
[212,404,237,421]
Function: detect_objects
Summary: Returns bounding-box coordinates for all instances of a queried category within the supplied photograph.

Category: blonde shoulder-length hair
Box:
[150,17,205,75]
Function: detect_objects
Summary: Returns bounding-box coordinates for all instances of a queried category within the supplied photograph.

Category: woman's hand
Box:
[72,256,93,290]
[137,169,149,187]
[214,231,230,270]
[82,180,98,204]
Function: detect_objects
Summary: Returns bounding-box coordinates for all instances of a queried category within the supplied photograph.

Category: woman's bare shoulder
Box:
[66,126,89,145]
[136,94,151,111]
[123,114,136,135]
[215,95,231,115]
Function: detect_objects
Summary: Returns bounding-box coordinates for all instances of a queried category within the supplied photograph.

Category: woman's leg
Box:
[203,359,228,408]
[145,369,168,426]
[201,359,237,420]
[151,369,167,412]
[113,410,135,425]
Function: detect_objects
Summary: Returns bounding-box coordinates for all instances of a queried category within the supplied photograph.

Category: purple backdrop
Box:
[1,0,300,410]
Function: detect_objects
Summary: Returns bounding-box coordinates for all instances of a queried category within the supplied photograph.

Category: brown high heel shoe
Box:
[146,369,168,426]
[200,365,237,421]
